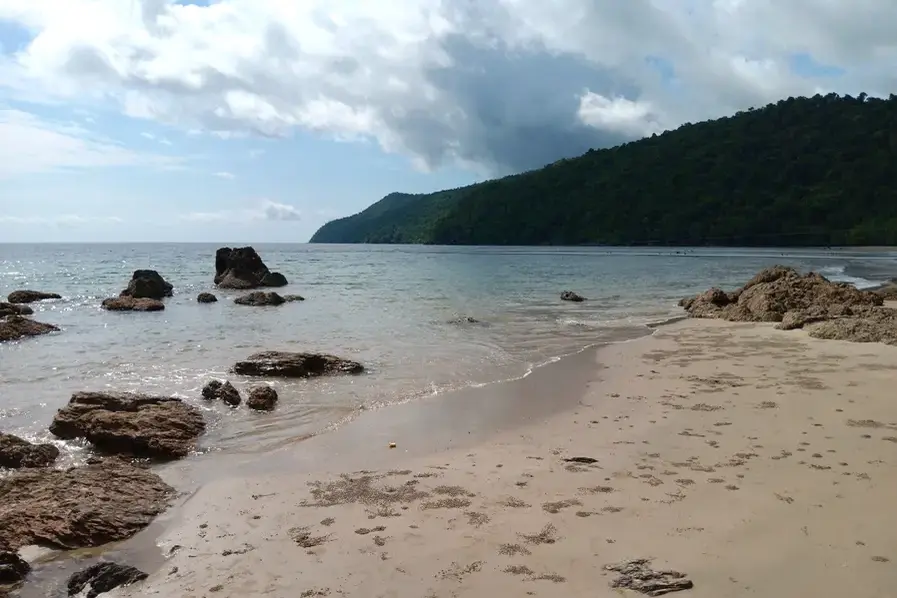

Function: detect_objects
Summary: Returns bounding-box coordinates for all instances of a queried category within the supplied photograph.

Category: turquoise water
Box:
[1,244,894,466]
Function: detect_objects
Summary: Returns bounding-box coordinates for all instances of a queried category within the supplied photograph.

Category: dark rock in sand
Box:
[49,392,206,460]
[197,292,218,303]
[7,290,61,304]
[101,297,165,312]
[561,291,586,302]
[0,433,59,468]
[0,315,59,342]
[215,246,288,289]
[605,558,693,596]
[0,302,32,318]
[0,459,171,552]
[234,351,364,378]
[67,561,148,598]
[234,291,285,306]
[201,380,241,407]
[247,385,278,411]
[0,551,30,586]
[283,294,305,302]
[119,270,173,300]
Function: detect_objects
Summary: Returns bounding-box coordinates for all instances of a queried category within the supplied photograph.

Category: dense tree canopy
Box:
[310,93,897,246]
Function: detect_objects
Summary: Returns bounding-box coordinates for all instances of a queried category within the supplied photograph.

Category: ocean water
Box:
[1,244,894,471]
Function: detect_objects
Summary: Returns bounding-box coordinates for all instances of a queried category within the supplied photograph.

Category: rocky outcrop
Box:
[680,266,882,323]
[67,562,148,598]
[214,247,288,289]
[120,270,173,300]
[233,351,364,378]
[234,291,286,306]
[247,386,278,411]
[872,280,897,300]
[0,459,171,552]
[0,551,30,586]
[7,290,61,304]
[197,292,218,303]
[201,380,241,407]
[100,297,164,312]
[0,303,32,318]
[0,315,59,342]
[561,291,586,302]
[49,392,206,460]
[0,433,59,468]
[804,307,897,346]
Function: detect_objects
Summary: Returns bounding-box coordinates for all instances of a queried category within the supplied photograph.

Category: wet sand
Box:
[115,319,897,597]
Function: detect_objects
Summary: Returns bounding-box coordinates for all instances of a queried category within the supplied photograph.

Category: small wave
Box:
[819,265,882,289]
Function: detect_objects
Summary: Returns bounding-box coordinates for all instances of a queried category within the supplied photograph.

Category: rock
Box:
[6,290,61,304]
[0,315,59,342]
[872,280,897,300]
[448,316,484,325]
[49,392,206,460]
[233,351,364,378]
[0,302,32,318]
[0,459,171,552]
[119,270,173,300]
[0,551,30,586]
[197,292,218,303]
[234,291,286,306]
[201,380,241,407]
[67,562,148,598]
[214,247,288,289]
[0,433,60,468]
[605,558,693,596]
[805,307,897,346]
[561,291,586,302]
[100,297,164,312]
[283,294,305,302]
[246,386,278,411]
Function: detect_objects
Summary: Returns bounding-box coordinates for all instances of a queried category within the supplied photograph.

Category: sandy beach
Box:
[114,318,897,598]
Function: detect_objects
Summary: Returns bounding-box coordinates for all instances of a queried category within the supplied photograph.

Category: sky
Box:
[0,1,895,243]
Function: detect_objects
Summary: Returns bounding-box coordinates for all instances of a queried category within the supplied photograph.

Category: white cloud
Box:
[0,1,895,173]
[213,171,235,179]
[181,199,300,223]
[0,108,180,178]
[141,131,173,145]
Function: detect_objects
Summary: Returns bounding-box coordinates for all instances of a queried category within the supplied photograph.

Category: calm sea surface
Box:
[1,244,895,469]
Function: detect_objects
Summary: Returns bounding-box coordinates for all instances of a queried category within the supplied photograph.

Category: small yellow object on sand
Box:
[388,442,397,449]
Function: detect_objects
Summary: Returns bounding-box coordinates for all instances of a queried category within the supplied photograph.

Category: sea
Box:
[2,244,896,477]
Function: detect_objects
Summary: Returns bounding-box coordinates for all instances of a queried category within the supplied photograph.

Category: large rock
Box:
[0,315,59,342]
[7,290,61,304]
[0,551,30,586]
[197,292,218,303]
[0,433,59,468]
[234,291,286,306]
[0,303,32,318]
[805,307,897,346]
[233,351,364,378]
[49,392,206,460]
[0,459,171,552]
[214,247,288,289]
[100,297,164,312]
[201,380,241,407]
[119,270,173,300]
[67,562,148,598]
[247,386,278,411]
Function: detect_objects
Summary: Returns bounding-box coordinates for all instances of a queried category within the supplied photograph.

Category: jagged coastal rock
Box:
[100,297,165,312]
[214,247,288,289]
[0,315,60,342]
[201,380,242,407]
[120,270,173,300]
[66,562,148,598]
[246,385,278,411]
[0,433,60,469]
[6,290,61,304]
[0,302,32,317]
[0,459,172,552]
[234,291,286,306]
[561,291,586,302]
[49,392,206,460]
[233,351,364,378]
[0,550,30,587]
[197,292,218,303]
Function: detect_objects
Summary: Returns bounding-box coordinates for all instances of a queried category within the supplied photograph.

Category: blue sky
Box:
[0,0,892,243]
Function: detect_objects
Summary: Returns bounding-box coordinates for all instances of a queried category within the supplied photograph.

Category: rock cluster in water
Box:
[234,291,286,306]
[0,433,59,469]
[101,270,173,312]
[233,350,365,378]
[202,380,242,407]
[215,246,288,289]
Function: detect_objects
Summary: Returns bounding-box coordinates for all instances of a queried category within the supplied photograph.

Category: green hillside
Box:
[310,93,897,246]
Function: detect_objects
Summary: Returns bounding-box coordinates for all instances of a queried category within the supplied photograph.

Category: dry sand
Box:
[115,319,897,597]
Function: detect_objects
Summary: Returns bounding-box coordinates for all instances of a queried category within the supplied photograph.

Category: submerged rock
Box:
[201,380,242,407]
[0,315,59,342]
[100,297,165,312]
[0,551,30,586]
[283,294,305,302]
[561,291,586,302]
[197,292,218,303]
[234,291,286,306]
[0,459,172,552]
[0,433,59,468]
[214,247,288,289]
[247,385,278,411]
[6,290,61,304]
[0,302,32,318]
[120,270,173,300]
[447,316,484,325]
[49,392,206,460]
[67,562,148,598]
[234,351,364,378]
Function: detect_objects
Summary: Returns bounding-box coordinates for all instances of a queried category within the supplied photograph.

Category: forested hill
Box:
[310,94,897,246]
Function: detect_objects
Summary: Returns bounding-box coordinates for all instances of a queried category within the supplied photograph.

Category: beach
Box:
[113,317,897,598]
